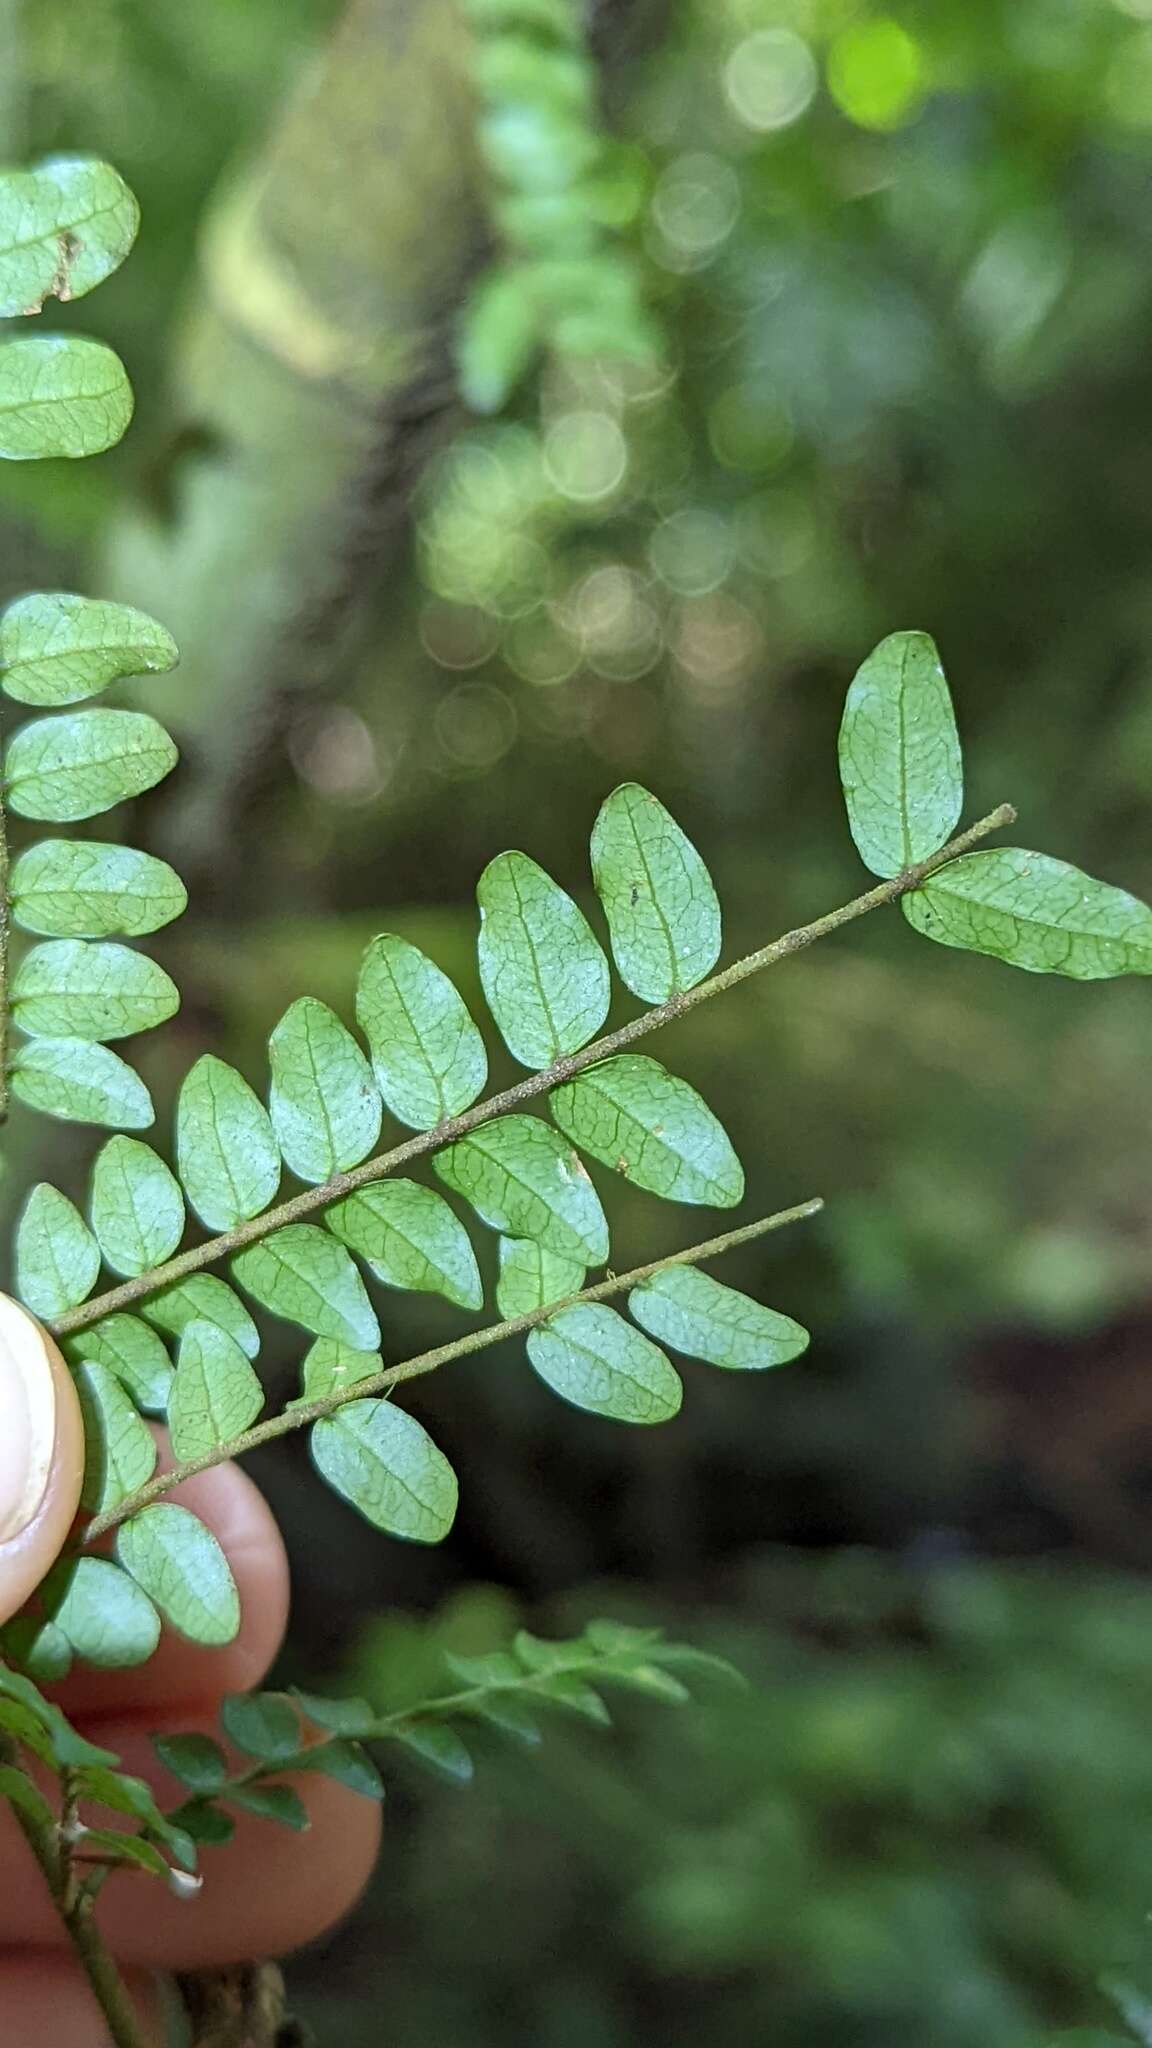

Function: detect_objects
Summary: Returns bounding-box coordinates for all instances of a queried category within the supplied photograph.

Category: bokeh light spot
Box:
[827,19,927,132]
[724,29,819,133]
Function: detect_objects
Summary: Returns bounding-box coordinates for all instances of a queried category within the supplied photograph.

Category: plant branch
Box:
[83,1200,823,1540]
[51,803,1015,1343]
[0,776,10,1128]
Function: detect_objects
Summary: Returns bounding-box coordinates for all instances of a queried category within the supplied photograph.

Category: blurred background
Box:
[5,0,1152,2040]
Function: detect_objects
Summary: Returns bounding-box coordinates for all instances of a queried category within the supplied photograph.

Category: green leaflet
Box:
[45,1556,161,1669]
[311,1397,458,1542]
[300,1338,381,1400]
[117,1504,241,1646]
[268,996,382,1183]
[12,938,179,1041]
[496,1236,584,1317]
[5,708,177,821]
[550,1054,743,1206]
[10,1037,154,1128]
[389,1721,473,1783]
[231,1783,309,1830]
[0,593,177,707]
[232,1224,380,1347]
[76,1362,157,1513]
[152,1733,228,1795]
[325,1180,483,1311]
[356,933,488,1130]
[10,840,186,937]
[65,1313,174,1414]
[0,335,133,459]
[434,1114,609,1264]
[168,1321,263,1462]
[296,1738,384,1799]
[838,630,963,878]
[176,1055,281,1230]
[15,1182,100,1318]
[477,849,610,1068]
[0,1617,72,1683]
[590,783,721,1004]
[902,847,1152,978]
[527,1302,682,1423]
[220,1691,301,1761]
[90,1137,184,1276]
[143,1276,259,1361]
[0,156,139,315]
[629,1265,810,1371]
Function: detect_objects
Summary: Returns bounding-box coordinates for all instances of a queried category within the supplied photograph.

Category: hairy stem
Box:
[51,803,1015,1343]
[84,1201,823,1540]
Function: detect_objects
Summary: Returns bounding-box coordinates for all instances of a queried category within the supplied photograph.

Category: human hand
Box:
[0,1310,380,2045]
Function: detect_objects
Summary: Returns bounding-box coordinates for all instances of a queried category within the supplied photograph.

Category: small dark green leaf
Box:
[325,1180,483,1311]
[15,1181,100,1318]
[169,1799,235,1846]
[152,1732,228,1795]
[168,1322,263,1461]
[232,1225,380,1347]
[838,630,963,878]
[296,1738,384,1798]
[311,1398,458,1542]
[0,593,176,707]
[291,1690,378,1738]
[11,1036,154,1128]
[176,1055,281,1231]
[590,783,721,1003]
[0,1618,72,1683]
[0,335,133,459]
[477,849,610,1068]
[903,847,1152,978]
[356,934,487,1130]
[90,1137,184,1275]
[434,1114,609,1264]
[389,1721,474,1784]
[10,839,186,937]
[527,1303,682,1423]
[0,1766,57,1828]
[268,997,382,1183]
[229,1782,310,1830]
[219,1692,302,1762]
[629,1265,809,1371]
[551,1054,743,1206]
[116,1505,240,1647]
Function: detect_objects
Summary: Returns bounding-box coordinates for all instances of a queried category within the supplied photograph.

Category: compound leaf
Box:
[90,1137,184,1276]
[0,592,176,707]
[325,1180,483,1311]
[12,938,179,1041]
[356,934,487,1130]
[10,840,186,937]
[838,630,963,879]
[15,1182,100,1318]
[176,1055,281,1231]
[168,1322,264,1462]
[902,847,1152,978]
[311,1398,458,1542]
[629,1265,809,1371]
[590,783,720,1003]
[527,1302,681,1422]
[551,1054,743,1206]
[11,1037,154,1128]
[232,1225,380,1347]
[117,1504,240,1646]
[434,1114,608,1264]
[268,997,381,1184]
[0,335,133,460]
[5,708,176,821]
[477,849,610,1068]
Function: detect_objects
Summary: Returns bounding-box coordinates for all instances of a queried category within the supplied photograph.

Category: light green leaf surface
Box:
[0,156,138,315]
[325,1180,483,1311]
[12,938,179,1041]
[629,1265,810,1370]
[356,934,487,1130]
[168,1322,264,1462]
[10,840,186,936]
[551,1054,743,1206]
[15,1182,100,1318]
[5,709,177,821]
[90,1137,184,1276]
[0,592,176,707]
[434,1114,609,1264]
[902,847,1152,978]
[590,783,721,1003]
[143,1276,259,1360]
[176,1055,281,1230]
[268,997,381,1183]
[477,849,610,1068]
[311,1397,458,1542]
[76,1362,157,1513]
[838,630,963,879]
[299,1338,381,1400]
[232,1224,380,1347]
[495,1236,584,1318]
[65,1313,173,1414]
[527,1302,682,1422]
[10,1036,154,1128]
[0,335,133,459]
[46,1556,161,1668]
[117,1505,240,1646]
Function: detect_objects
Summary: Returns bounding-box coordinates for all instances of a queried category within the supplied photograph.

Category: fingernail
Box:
[0,1296,59,1542]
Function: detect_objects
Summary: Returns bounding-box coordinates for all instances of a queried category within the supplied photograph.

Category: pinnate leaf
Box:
[0,335,133,459]
[311,1398,458,1542]
[176,1055,281,1230]
[232,1224,380,1347]
[0,592,176,707]
[325,1180,483,1311]
[168,1322,263,1462]
[527,1302,682,1423]
[902,847,1152,978]
[0,156,138,315]
[45,1556,161,1669]
[356,934,487,1130]
[477,849,610,1068]
[5,708,176,821]
[496,1235,584,1317]
[10,839,186,937]
[76,1362,157,1513]
[590,783,721,1003]
[117,1505,240,1646]
[11,1036,154,1128]
[13,938,179,1041]
[90,1137,184,1275]
[435,1114,609,1264]
[268,997,381,1183]
[838,630,963,879]
[551,1054,743,1206]
[15,1182,99,1318]
[629,1265,809,1370]
[143,1276,259,1360]
[66,1313,173,1413]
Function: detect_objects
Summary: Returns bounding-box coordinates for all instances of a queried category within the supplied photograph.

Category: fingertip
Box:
[0,1301,84,1627]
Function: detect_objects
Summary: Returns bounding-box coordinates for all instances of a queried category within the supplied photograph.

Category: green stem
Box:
[0,779,9,1128]
[51,802,1016,1344]
[83,1200,822,1542]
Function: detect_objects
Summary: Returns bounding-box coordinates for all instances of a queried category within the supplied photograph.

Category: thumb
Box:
[0,1297,85,1627]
